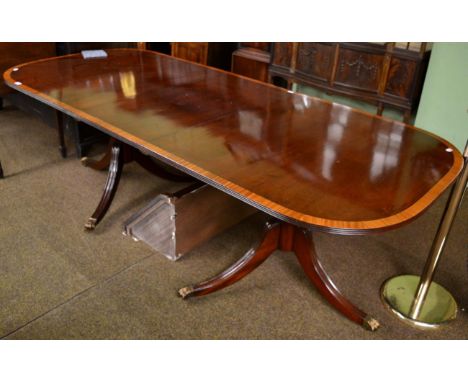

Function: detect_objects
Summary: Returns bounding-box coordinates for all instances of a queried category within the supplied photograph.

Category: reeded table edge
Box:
[3,49,464,234]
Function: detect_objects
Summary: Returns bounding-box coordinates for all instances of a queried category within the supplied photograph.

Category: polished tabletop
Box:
[4,49,463,233]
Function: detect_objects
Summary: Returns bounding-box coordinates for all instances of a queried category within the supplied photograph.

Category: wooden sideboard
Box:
[269,42,431,122]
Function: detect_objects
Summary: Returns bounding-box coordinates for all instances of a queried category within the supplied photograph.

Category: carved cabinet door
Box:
[271,42,295,70]
[335,48,384,93]
[295,43,335,82]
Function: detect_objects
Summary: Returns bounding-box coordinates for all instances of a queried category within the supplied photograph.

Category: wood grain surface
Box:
[3,49,463,234]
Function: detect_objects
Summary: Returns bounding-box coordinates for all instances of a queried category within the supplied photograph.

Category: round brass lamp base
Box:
[381,275,457,329]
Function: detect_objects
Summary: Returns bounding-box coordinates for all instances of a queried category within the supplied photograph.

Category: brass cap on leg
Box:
[363,316,380,331]
[80,157,89,167]
[178,286,194,299]
[84,217,97,231]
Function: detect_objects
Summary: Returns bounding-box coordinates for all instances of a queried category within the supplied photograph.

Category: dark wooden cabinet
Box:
[171,42,235,71]
[231,42,272,82]
[269,42,431,122]
[144,42,171,55]
[240,42,270,51]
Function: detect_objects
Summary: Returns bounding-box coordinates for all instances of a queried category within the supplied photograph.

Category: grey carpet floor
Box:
[0,103,467,339]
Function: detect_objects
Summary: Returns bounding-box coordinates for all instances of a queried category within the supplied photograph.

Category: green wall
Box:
[415,42,468,152]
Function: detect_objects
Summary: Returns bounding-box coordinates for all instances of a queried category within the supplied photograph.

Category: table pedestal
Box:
[381,142,467,329]
[179,220,380,331]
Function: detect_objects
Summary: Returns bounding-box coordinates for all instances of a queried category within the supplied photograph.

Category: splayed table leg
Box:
[179,220,379,331]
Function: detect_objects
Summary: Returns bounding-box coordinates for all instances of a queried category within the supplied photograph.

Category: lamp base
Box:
[380,275,457,329]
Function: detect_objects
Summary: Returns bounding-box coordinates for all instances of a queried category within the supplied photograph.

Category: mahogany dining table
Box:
[3,49,463,331]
